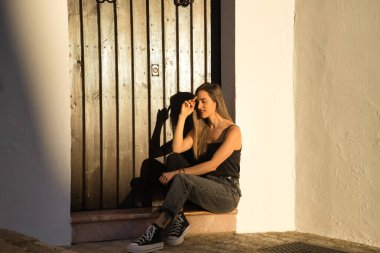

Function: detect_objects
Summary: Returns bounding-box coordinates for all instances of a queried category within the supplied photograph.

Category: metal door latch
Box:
[151,64,159,77]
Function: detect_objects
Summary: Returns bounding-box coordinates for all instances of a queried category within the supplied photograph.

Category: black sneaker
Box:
[165,212,191,246]
[127,224,164,253]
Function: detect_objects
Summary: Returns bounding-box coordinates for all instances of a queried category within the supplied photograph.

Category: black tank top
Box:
[199,125,241,179]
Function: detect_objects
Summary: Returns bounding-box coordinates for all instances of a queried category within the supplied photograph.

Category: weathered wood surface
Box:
[132,0,149,178]
[70,0,214,210]
[116,0,134,208]
[69,0,84,211]
[192,0,206,91]
[163,0,177,144]
[99,2,117,209]
[82,0,101,210]
[178,4,191,92]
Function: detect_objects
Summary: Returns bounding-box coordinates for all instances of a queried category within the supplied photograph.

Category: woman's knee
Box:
[172,173,194,187]
[166,153,187,171]
[172,172,187,181]
[166,153,181,163]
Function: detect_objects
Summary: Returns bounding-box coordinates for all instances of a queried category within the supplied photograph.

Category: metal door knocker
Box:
[96,0,116,3]
[174,0,194,7]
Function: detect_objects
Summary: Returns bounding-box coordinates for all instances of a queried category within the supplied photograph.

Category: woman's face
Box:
[196,90,217,119]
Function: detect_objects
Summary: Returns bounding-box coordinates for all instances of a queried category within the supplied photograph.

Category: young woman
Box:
[127,83,242,253]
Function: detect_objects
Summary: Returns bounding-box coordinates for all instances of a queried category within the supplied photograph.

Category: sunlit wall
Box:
[234,0,296,232]
[0,0,71,245]
[294,0,380,247]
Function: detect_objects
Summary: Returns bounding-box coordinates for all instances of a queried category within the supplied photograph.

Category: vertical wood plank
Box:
[163,0,177,143]
[116,0,133,207]
[178,4,191,92]
[99,2,117,209]
[132,0,149,177]
[69,0,84,211]
[149,0,164,162]
[192,0,205,90]
[206,0,212,82]
[148,0,164,206]
[82,0,101,210]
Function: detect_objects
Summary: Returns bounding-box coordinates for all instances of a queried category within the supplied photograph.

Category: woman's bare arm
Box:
[172,115,193,153]
[160,126,241,184]
[172,97,197,153]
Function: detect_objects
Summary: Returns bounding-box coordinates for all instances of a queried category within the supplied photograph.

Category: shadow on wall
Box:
[120,92,197,208]
[0,2,70,244]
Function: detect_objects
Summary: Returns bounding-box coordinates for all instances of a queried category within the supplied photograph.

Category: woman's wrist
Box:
[178,113,189,120]
[177,168,186,174]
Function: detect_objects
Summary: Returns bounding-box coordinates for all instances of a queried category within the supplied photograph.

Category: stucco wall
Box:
[0,0,71,245]
[235,0,296,232]
[294,0,380,247]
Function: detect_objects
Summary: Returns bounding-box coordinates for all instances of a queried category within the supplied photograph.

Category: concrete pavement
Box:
[1,229,379,253]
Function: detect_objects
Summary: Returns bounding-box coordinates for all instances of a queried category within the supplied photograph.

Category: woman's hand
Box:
[180,96,197,118]
[159,171,178,185]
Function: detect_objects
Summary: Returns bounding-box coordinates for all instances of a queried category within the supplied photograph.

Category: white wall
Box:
[294,0,380,247]
[0,0,71,245]
[5,0,378,247]
[233,0,296,232]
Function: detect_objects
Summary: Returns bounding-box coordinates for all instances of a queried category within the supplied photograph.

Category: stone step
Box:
[71,208,237,244]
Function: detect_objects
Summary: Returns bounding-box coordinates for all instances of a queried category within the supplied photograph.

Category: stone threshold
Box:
[71,208,237,244]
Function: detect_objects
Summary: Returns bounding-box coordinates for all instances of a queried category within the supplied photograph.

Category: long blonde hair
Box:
[192,83,233,160]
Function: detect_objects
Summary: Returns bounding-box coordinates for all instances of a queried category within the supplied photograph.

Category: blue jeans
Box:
[159,153,241,218]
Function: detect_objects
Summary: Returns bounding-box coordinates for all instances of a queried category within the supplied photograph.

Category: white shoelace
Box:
[169,215,184,236]
[137,225,157,244]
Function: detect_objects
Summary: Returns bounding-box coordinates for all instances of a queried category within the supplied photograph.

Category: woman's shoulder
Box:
[221,123,241,150]
[222,122,241,138]
[223,120,239,131]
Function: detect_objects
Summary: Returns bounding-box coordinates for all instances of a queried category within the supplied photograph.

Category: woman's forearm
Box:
[180,160,217,176]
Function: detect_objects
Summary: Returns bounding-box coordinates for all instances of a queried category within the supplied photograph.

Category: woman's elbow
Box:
[208,159,222,172]
[208,163,218,172]
[209,167,217,173]
[172,145,181,153]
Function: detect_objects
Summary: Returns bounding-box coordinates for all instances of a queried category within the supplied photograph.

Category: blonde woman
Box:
[127,83,242,253]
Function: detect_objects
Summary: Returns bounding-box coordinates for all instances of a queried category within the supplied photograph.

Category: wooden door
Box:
[69,0,219,211]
